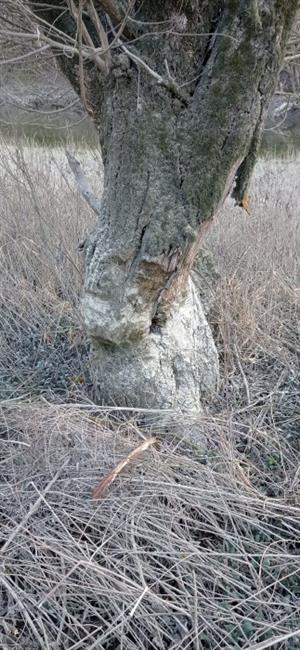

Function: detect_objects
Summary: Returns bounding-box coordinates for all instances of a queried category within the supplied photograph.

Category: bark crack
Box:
[232,82,265,204]
[191,0,224,96]
[136,170,150,231]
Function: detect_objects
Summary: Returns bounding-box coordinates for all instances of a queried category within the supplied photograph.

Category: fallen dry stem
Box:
[92,436,157,498]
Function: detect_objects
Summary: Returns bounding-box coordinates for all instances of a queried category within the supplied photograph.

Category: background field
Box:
[0,141,299,648]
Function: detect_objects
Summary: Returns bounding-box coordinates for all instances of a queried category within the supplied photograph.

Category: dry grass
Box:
[208,157,299,435]
[0,139,102,401]
[0,140,299,649]
[1,402,299,649]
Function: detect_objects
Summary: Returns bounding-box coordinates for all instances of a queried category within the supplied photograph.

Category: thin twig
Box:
[0,574,45,647]
[1,459,69,554]
[87,0,112,72]
[120,43,189,104]
[69,0,107,74]
[0,44,50,65]
[233,343,251,405]
[95,0,134,39]
[246,627,300,650]
[77,0,92,114]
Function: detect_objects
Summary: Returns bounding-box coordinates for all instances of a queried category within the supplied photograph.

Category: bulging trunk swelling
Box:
[90,277,218,410]
[29,0,299,410]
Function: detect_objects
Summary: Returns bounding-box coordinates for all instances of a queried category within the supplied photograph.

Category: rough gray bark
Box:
[29,0,298,410]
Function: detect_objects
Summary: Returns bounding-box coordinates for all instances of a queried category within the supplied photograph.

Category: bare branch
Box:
[120,43,189,104]
[87,0,112,71]
[94,0,134,38]
[69,0,107,73]
[0,43,50,65]
[78,0,93,113]
[96,0,123,23]
[65,150,102,217]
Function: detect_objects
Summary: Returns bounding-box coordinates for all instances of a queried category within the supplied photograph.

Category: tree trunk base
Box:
[89,279,218,412]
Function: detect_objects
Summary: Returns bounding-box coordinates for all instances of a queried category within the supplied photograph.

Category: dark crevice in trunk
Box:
[233,82,267,204]
[150,316,162,335]
[197,1,224,80]
[128,222,150,277]
[136,170,151,231]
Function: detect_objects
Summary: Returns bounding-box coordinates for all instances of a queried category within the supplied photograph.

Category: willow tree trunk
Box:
[31,0,298,410]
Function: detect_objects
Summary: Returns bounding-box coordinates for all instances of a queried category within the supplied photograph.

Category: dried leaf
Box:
[240,192,250,215]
